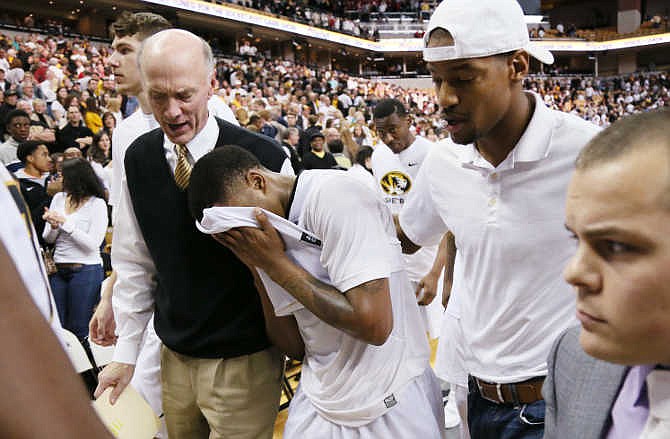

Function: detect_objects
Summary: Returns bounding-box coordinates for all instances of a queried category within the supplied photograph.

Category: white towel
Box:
[197,206,330,316]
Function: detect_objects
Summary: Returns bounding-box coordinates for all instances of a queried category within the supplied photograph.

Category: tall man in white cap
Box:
[395,0,600,437]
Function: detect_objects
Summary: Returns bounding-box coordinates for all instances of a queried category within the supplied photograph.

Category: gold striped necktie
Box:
[174,144,192,190]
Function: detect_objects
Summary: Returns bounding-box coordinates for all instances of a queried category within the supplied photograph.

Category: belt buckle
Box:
[476,379,505,404]
[496,383,505,403]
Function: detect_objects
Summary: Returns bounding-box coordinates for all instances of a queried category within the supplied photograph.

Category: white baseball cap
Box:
[423,0,554,65]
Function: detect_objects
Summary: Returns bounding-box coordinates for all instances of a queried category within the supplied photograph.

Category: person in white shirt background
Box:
[371,98,463,431]
[372,98,448,335]
[395,0,600,437]
[187,145,444,438]
[87,131,112,196]
[42,158,107,341]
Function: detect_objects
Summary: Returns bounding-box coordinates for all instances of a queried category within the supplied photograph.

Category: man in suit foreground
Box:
[544,109,670,438]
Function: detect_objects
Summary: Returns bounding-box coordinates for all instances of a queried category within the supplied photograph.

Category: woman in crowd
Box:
[32,99,55,129]
[84,97,103,133]
[42,158,107,340]
[80,90,91,107]
[100,111,116,141]
[88,131,111,167]
[104,95,122,125]
[351,123,370,148]
[63,94,81,116]
[50,87,69,127]
[52,87,69,112]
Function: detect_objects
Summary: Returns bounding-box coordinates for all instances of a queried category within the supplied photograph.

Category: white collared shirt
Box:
[162,113,219,170]
[399,93,600,383]
[111,114,217,364]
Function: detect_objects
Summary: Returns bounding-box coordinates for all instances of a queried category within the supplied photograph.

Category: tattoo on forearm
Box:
[281,273,381,337]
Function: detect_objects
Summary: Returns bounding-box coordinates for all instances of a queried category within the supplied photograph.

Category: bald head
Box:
[64,147,83,159]
[139,29,216,145]
[139,29,214,83]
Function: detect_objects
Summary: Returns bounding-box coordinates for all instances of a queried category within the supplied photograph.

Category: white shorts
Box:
[283,367,445,439]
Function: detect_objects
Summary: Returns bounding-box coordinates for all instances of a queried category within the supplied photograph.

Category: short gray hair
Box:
[283,127,299,141]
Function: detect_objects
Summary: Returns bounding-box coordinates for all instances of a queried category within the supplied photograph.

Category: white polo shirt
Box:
[399,93,600,383]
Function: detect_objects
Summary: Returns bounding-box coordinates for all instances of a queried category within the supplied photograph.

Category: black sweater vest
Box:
[124,117,287,358]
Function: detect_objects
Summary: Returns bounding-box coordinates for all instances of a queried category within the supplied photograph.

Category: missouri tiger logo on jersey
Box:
[380,171,411,196]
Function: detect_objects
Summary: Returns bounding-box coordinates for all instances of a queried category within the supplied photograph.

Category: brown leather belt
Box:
[56,263,84,270]
[473,376,545,405]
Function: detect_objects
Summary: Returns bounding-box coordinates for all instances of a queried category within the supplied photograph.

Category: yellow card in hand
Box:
[93,386,159,438]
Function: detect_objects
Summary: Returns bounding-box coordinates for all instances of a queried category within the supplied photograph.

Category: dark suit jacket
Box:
[543,326,628,439]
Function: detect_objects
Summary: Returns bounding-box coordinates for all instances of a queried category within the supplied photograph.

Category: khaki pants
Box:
[161,346,283,439]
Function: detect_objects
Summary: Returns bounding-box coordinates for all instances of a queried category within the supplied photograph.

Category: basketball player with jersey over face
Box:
[188,145,445,438]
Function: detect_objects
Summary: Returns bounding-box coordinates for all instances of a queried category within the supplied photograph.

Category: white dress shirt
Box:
[109,109,160,209]
[109,97,239,210]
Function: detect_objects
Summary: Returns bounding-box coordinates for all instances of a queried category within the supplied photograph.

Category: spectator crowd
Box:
[0,22,668,356]
[1,28,668,164]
